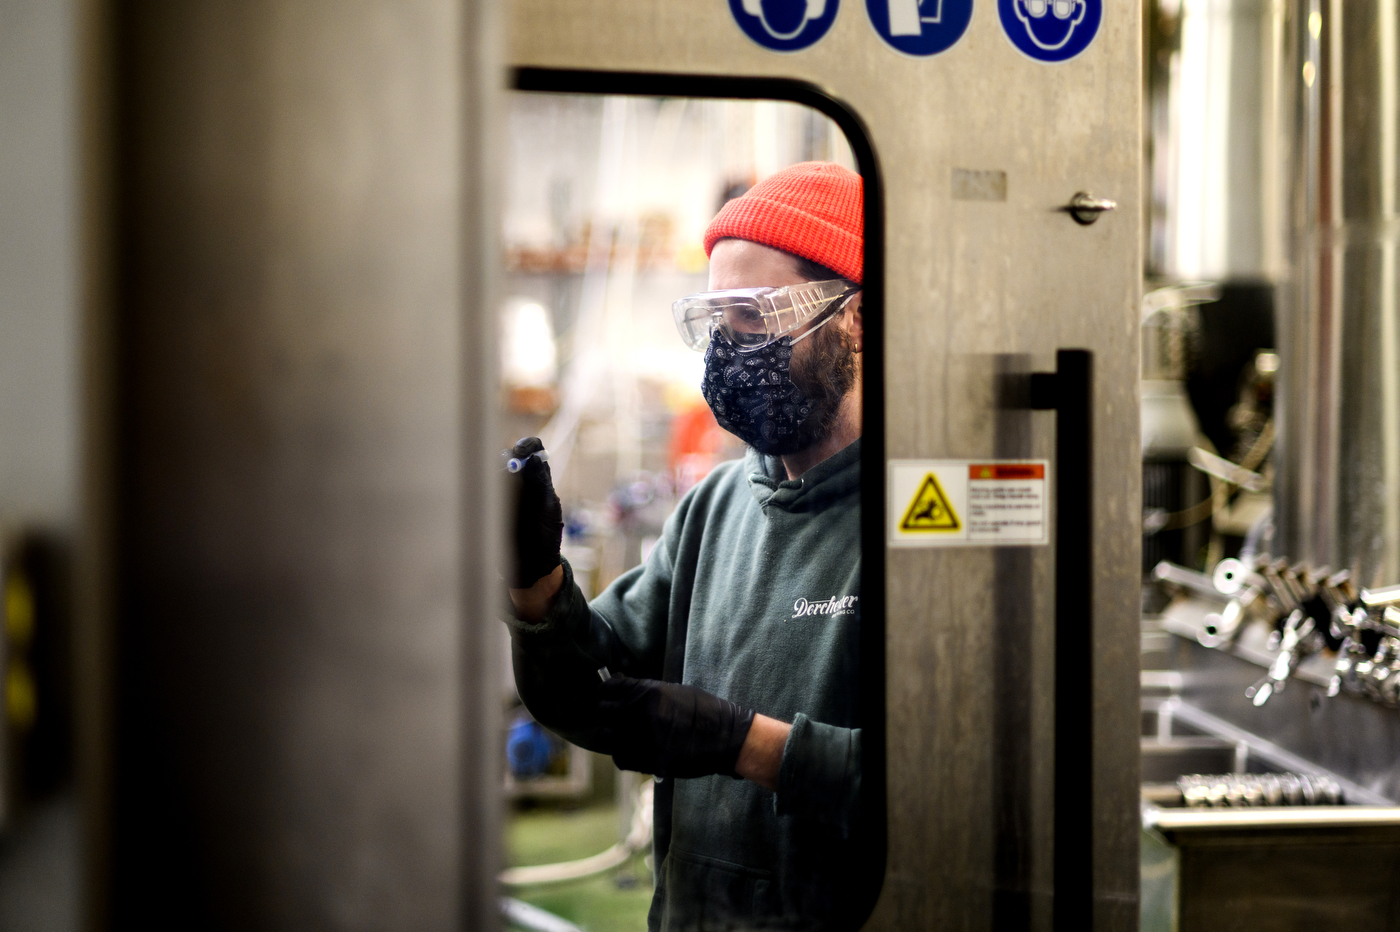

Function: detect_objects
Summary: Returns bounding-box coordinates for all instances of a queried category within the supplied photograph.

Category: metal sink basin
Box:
[1139,668,1400,930]
[1137,677,1377,807]
[1141,737,1240,786]
[1141,680,1264,799]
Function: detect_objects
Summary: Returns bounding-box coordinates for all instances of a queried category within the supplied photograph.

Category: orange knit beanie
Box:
[703,161,864,285]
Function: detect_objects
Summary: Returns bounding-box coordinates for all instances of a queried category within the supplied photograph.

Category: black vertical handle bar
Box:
[1031,349,1094,932]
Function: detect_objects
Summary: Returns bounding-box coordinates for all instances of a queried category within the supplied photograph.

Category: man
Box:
[506,161,865,930]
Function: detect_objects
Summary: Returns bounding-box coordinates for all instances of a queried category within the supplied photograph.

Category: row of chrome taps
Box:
[1327,592,1400,706]
[1178,771,1344,808]
[1169,555,1400,708]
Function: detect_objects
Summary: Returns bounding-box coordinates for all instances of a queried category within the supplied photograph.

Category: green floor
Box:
[506,802,653,932]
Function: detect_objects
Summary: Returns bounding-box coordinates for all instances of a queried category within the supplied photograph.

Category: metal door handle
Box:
[1031,349,1095,932]
[1065,192,1117,225]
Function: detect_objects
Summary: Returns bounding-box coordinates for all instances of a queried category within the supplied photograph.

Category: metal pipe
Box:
[1278,0,1400,586]
[1153,560,1232,601]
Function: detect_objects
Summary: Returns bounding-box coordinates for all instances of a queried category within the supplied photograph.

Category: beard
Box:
[785,320,858,451]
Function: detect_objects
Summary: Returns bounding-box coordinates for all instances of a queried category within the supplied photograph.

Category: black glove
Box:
[506,437,564,588]
[598,675,756,779]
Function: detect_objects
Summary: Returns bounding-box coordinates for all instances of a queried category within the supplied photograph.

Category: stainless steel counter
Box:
[1156,596,1400,802]
[1141,599,1400,929]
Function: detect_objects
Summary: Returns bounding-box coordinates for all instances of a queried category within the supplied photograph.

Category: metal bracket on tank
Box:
[1030,349,1096,932]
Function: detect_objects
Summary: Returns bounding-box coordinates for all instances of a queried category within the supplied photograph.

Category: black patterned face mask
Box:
[701,331,814,455]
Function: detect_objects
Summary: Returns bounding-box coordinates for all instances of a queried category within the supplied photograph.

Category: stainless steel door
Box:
[505,2,1143,928]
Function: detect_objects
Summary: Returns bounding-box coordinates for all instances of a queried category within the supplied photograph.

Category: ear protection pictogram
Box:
[741,0,829,39]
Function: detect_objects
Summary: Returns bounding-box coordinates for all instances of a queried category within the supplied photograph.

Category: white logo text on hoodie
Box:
[791,595,859,619]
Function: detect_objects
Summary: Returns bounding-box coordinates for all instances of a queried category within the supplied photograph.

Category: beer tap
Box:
[1350,587,1400,705]
[1298,565,1349,658]
[1369,608,1400,706]
[1324,594,1400,702]
[1323,570,1369,697]
[1317,569,1357,633]
[1200,555,1273,648]
[1245,562,1326,706]
[1164,551,1400,710]
[1328,603,1372,697]
[1357,636,1390,704]
[1263,562,1311,651]
[1246,609,1316,706]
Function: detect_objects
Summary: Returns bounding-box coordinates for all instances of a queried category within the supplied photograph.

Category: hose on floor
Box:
[499,778,653,889]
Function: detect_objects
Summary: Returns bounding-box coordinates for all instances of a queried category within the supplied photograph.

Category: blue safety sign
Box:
[998,0,1101,62]
[866,0,973,56]
[729,0,840,52]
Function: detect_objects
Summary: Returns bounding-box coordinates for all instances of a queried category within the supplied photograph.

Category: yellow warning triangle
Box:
[900,473,961,532]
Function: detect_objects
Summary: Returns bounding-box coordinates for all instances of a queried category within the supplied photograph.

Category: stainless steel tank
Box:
[1146,0,1287,281]
[1143,0,1286,578]
[1277,0,1400,586]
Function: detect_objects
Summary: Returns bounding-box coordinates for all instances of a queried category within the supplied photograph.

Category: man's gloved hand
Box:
[598,675,756,779]
[507,437,564,589]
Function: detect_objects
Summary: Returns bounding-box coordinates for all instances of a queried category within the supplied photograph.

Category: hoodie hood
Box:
[746,438,862,512]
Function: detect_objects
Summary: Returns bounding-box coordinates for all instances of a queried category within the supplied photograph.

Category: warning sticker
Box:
[889,459,1050,547]
[899,473,961,532]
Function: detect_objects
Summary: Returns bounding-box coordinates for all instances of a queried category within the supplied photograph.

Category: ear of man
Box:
[844,295,864,355]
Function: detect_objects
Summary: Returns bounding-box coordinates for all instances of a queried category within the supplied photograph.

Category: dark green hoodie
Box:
[507,439,862,931]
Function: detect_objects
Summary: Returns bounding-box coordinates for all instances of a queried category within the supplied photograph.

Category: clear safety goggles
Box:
[671,280,859,353]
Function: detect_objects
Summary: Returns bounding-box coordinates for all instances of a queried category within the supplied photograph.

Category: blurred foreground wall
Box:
[77,0,501,927]
[0,0,79,530]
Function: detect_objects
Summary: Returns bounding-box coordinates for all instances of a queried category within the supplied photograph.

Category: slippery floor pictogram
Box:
[899,472,961,531]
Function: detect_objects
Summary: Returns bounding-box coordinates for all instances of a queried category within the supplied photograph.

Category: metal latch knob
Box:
[1065,192,1117,225]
